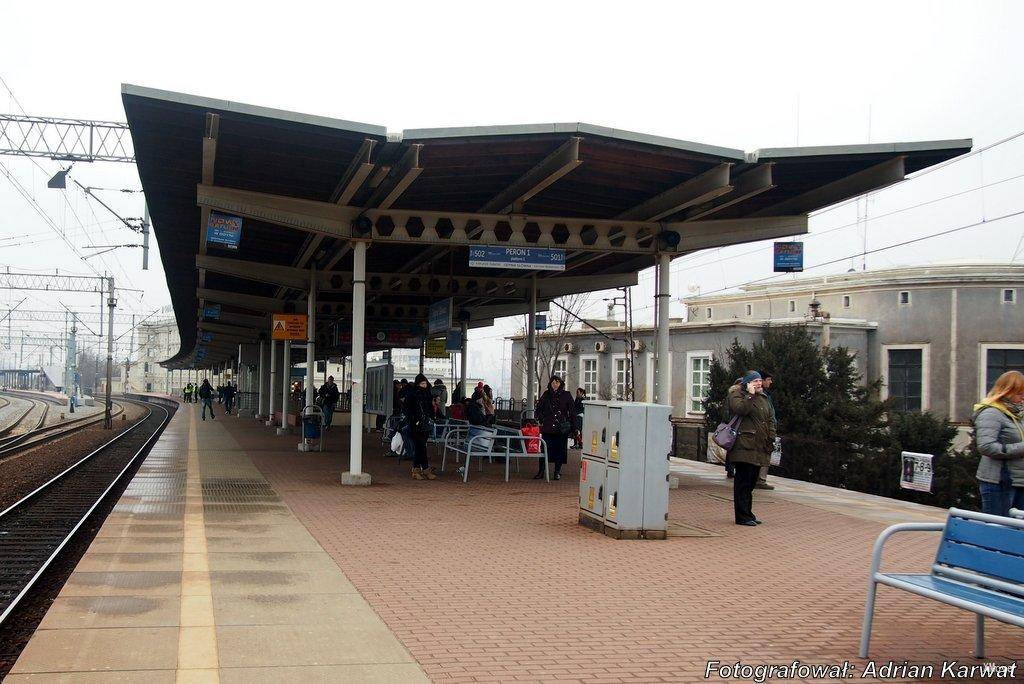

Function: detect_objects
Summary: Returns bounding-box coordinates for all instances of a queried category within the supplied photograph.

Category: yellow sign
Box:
[591,431,598,454]
[425,338,448,359]
[587,486,595,510]
[610,433,619,462]
[271,313,308,341]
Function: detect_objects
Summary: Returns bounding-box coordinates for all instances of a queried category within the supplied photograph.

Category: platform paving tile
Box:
[4,672,177,683]
[8,404,427,682]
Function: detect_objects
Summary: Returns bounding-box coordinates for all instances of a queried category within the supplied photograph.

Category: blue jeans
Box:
[979,466,1024,517]
[322,402,336,428]
[400,425,416,461]
[201,397,214,420]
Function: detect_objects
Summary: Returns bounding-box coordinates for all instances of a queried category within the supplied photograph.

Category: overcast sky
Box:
[2,1,1022,389]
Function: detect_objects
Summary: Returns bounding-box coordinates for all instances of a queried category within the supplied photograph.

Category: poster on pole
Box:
[468,246,565,271]
[773,242,804,272]
[271,313,308,341]
[425,338,448,358]
[428,299,453,335]
[206,212,243,250]
[900,451,934,492]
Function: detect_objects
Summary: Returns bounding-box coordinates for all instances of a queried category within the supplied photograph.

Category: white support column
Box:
[655,252,672,406]
[343,241,371,485]
[256,339,267,420]
[525,275,537,418]
[299,265,317,452]
[266,339,277,426]
[277,340,291,434]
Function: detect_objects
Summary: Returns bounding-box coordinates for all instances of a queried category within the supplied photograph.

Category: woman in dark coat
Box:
[727,370,776,526]
[534,375,575,480]
[403,374,437,480]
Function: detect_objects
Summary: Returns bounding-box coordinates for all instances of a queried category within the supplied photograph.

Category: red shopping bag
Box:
[521,423,541,454]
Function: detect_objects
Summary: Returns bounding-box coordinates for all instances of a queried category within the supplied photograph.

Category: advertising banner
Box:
[425,338,449,358]
[900,451,934,492]
[773,241,804,272]
[202,303,221,320]
[206,212,243,249]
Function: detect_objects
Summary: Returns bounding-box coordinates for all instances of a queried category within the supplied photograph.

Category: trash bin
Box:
[301,405,323,440]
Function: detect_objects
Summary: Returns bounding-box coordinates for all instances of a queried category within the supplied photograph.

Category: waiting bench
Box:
[441,425,548,483]
[860,507,1024,658]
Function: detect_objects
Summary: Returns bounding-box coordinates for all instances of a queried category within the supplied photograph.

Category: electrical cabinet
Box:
[578,401,672,540]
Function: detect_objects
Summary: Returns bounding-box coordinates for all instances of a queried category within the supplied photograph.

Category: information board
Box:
[535,314,547,330]
[428,299,453,335]
[900,451,934,492]
[206,212,243,250]
[425,338,449,358]
[271,313,308,341]
[445,328,463,352]
[468,246,565,271]
[773,242,804,272]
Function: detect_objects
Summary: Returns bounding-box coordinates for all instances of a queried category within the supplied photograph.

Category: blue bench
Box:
[859,508,1024,658]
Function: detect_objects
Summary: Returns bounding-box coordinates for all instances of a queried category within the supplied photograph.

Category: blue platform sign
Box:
[468,246,565,271]
[773,242,804,272]
[206,212,243,250]
[445,328,463,352]
[202,303,221,320]
[428,298,453,335]
[200,331,214,343]
[535,314,547,331]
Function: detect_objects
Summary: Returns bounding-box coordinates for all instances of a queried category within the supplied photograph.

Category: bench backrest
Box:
[933,508,1024,592]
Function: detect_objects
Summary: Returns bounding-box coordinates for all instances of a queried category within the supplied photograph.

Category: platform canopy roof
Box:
[121,84,971,370]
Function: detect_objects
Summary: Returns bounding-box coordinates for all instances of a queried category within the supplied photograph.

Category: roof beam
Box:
[616,163,732,221]
[198,113,219,256]
[680,214,808,252]
[752,156,906,217]
[329,138,377,205]
[197,288,298,313]
[479,137,582,214]
[684,164,775,220]
[198,321,259,337]
[365,143,422,209]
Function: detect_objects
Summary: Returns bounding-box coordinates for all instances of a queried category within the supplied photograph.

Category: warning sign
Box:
[271,313,308,341]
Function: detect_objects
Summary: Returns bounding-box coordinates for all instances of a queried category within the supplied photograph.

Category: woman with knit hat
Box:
[727,370,775,526]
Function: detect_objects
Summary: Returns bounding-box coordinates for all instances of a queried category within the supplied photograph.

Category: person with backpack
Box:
[973,370,1024,517]
[727,370,775,526]
[318,375,341,430]
[535,375,575,481]
[198,379,215,421]
[404,374,437,480]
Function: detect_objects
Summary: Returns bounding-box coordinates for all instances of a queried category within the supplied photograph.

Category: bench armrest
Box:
[868,522,945,579]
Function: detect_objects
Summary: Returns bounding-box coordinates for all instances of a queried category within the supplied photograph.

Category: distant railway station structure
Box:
[122,84,971,484]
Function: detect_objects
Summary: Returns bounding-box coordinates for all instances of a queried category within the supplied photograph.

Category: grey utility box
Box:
[578,401,672,540]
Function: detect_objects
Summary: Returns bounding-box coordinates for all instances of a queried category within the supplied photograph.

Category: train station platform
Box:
[7,403,1021,682]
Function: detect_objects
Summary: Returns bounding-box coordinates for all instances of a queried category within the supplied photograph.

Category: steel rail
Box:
[0,402,126,457]
[0,397,172,626]
[0,395,47,440]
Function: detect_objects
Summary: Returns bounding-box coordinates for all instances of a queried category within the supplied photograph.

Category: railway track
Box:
[0,395,48,440]
[0,400,125,457]
[0,397,173,626]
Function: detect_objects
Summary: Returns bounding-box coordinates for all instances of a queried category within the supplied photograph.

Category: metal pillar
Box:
[267,339,277,426]
[277,340,291,434]
[257,339,267,419]
[655,253,672,406]
[459,321,468,401]
[299,265,317,452]
[343,241,371,485]
[104,277,115,428]
[525,275,537,418]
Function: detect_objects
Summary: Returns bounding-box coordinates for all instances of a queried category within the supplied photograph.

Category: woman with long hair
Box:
[535,375,575,480]
[973,370,1024,516]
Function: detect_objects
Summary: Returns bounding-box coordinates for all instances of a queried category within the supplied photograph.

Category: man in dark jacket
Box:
[318,375,341,430]
[727,371,776,525]
[198,379,215,421]
[223,382,237,414]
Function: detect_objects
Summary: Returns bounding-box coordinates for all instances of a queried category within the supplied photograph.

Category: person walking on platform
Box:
[404,374,437,480]
[572,387,587,449]
[223,382,236,414]
[728,370,775,526]
[198,379,215,421]
[535,375,574,481]
[973,370,1024,516]
[184,382,194,404]
[756,370,777,490]
[318,375,340,430]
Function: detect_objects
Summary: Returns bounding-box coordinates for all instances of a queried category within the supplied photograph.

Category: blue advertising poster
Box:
[535,314,547,330]
[428,298,453,335]
[468,246,565,271]
[195,347,207,360]
[206,212,243,249]
[200,331,214,343]
[773,242,804,272]
[202,303,221,320]
[445,328,463,352]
